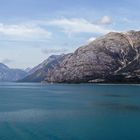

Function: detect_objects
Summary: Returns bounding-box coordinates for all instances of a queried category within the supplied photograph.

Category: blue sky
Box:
[0,0,139,69]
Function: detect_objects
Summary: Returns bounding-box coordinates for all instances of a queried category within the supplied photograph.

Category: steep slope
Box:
[19,54,67,82]
[0,63,27,81]
[46,31,140,83]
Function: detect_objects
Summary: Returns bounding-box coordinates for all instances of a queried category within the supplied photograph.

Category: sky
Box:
[0,0,139,69]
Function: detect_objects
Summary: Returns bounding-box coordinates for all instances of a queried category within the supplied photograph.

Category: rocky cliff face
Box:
[46,31,140,83]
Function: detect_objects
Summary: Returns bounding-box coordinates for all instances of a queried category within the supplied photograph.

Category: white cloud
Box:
[47,18,115,35]
[98,16,113,25]
[42,48,68,54]
[0,23,51,41]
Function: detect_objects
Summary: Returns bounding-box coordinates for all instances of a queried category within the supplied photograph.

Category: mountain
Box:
[0,63,27,81]
[24,67,32,73]
[19,54,66,82]
[46,30,140,83]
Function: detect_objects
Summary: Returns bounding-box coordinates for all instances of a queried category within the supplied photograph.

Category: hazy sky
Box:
[0,0,139,69]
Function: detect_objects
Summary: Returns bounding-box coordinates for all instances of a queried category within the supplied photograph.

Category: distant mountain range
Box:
[19,54,67,82]
[0,63,27,81]
[19,30,140,83]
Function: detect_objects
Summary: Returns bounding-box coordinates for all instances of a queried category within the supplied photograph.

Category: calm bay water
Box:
[0,83,140,140]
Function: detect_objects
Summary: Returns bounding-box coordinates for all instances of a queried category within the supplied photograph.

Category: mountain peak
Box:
[46,30,140,83]
[19,30,140,83]
[19,54,66,82]
[0,63,27,81]
[0,63,9,70]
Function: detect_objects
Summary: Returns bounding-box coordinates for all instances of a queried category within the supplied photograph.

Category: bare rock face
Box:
[46,31,140,83]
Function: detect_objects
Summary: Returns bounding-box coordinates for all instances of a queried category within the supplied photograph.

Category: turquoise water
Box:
[0,83,140,140]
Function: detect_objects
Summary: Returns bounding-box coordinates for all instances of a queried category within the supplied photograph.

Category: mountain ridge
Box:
[20,30,140,83]
[0,63,27,81]
[19,54,67,82]
[46,30,140,83]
